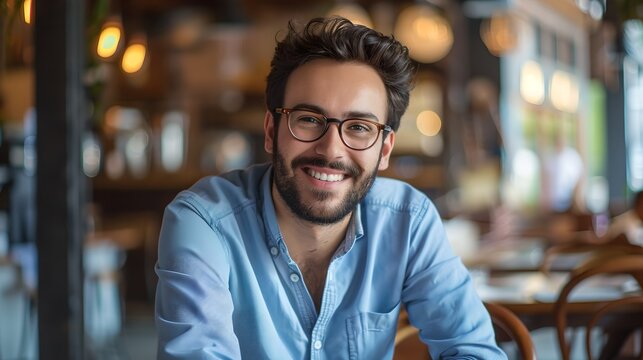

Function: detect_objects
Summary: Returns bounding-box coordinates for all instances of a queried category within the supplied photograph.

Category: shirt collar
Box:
[260,165,283,247]
[334,204,363,258]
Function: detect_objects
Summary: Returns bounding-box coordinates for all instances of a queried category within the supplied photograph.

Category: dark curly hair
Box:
[266,17,415,132]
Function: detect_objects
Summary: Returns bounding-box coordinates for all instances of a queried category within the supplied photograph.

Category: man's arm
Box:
[402,201,507,359]
[155,195,241,359]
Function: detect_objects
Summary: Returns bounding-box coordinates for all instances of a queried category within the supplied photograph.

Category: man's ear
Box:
[264,110,275,154]
[378,131,395,171]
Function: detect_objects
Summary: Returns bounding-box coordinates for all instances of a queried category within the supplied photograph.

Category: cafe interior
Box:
[1,0,642,358]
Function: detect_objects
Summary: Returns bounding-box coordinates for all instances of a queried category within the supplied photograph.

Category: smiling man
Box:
[155,17,506,360]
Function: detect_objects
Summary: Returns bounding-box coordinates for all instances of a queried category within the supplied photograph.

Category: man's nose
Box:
[314,123,345,158]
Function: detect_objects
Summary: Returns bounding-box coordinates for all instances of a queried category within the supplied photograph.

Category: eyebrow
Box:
[291,103,381,122]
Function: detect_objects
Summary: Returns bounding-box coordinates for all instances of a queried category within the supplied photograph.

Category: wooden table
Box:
[465,237,592,274]
[473,270,641,330]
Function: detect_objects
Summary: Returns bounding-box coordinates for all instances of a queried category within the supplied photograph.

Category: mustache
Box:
[291,156,361,177]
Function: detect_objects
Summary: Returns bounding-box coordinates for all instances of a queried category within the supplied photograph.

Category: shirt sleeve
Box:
[155,194,241,360]
[402,200,508,359]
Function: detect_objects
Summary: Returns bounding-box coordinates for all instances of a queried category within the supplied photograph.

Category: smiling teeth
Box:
[308,170,345,182]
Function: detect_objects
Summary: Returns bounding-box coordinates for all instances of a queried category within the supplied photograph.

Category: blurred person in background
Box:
[601,190,643,246]
[154,17,505,359]
[543,131,584,213]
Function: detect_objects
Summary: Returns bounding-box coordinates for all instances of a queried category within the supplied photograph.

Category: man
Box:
[155,17,506,359]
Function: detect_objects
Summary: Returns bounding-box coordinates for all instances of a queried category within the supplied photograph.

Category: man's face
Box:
[264,59,395,225]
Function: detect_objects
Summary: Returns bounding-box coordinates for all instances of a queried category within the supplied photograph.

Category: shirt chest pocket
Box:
[345,302,401,360]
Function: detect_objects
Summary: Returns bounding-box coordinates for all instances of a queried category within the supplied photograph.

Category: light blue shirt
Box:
[155,163,506,359]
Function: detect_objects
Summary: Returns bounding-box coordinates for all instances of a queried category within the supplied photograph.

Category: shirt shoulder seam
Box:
[176,190,253,261]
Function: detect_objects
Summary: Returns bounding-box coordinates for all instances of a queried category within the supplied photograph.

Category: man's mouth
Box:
[307,169,345,182]
[291,156,359,183]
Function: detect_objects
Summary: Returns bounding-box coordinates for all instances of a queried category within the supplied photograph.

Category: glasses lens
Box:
[341,119,379,149]
[288,110,327,141]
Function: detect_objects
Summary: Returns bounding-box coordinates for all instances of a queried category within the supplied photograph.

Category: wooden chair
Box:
[553,254,643,360]
[393,303,536,360]
[394,324,430,360]
[394,311,430,360]
[485,302,537,360]
[539,237,643,274]
[585,295,643,360]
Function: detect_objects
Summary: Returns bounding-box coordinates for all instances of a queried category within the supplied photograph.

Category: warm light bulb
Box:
[394,5,453,63]
[520,61,545,105]
[121,43,146,73]
[481,11,518,56]
[23,0,32,24]
[416,110,442,136]
[97,25,122,58]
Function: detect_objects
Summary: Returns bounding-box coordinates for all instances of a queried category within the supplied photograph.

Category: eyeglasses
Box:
[275,108,392,151]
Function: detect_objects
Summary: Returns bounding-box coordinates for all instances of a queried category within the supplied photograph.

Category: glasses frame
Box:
[275,107,392,151]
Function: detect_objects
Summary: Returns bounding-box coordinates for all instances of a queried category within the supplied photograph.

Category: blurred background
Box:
[0,0,642,359]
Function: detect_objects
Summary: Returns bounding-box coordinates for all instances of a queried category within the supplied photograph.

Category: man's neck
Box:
[271,183,353,311]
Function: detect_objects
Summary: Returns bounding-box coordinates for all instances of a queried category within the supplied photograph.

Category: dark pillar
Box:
[34,0,86,357]
[605,63,627,204]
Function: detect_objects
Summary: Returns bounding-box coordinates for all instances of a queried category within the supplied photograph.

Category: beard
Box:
[272,144,380,225]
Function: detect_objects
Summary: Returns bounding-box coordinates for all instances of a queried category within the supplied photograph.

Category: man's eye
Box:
[297,116,324,126]
[346,122,374,132]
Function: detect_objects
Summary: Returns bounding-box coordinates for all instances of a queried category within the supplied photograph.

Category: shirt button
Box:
[270,247,279,256]
[313,340,322,350]
[290,273,300,283]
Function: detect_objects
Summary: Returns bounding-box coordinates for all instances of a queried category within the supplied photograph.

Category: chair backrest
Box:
[553,254,643,360]
[393,324,430,360]
[393,304,536,360]
[584,295,643,360]
[485,302,537,360]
